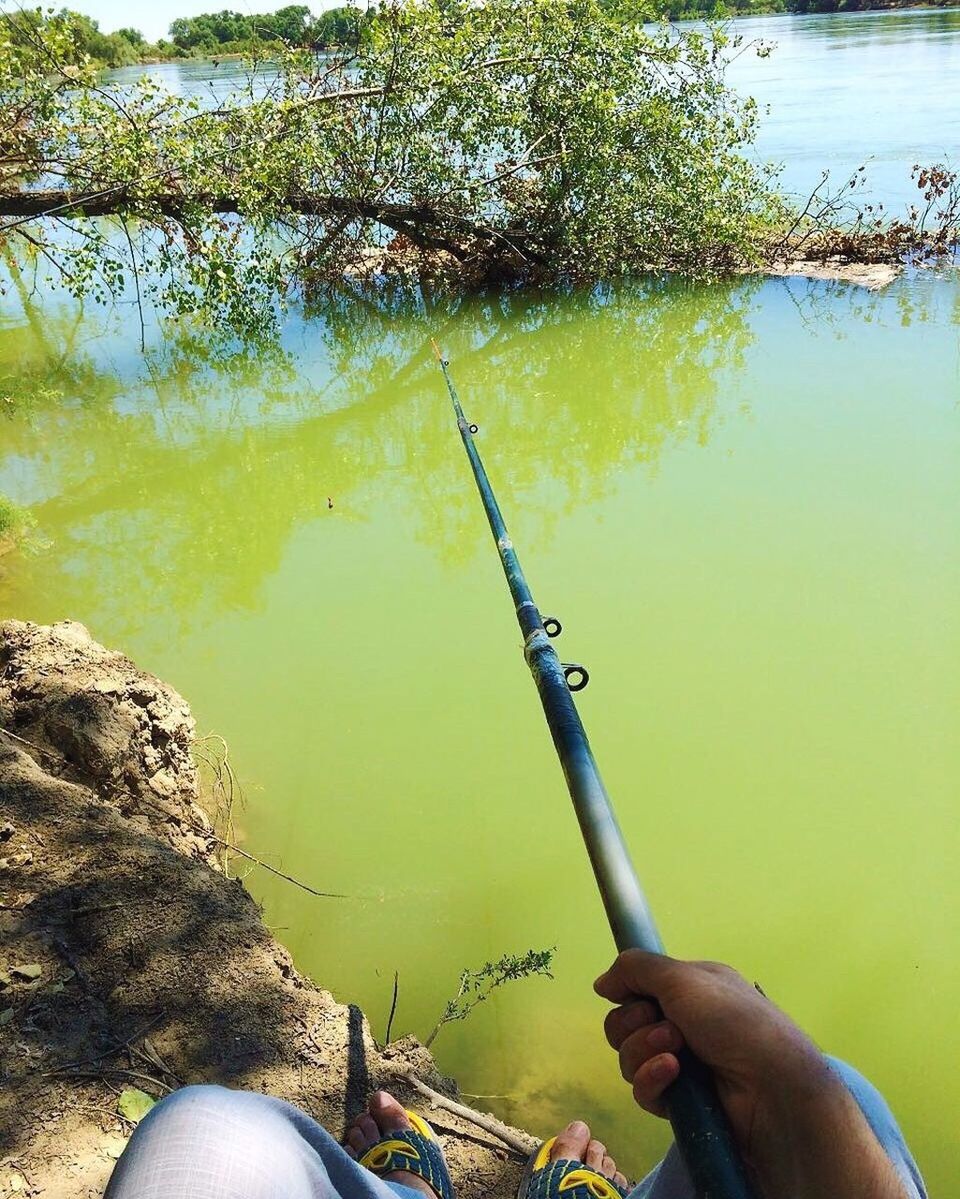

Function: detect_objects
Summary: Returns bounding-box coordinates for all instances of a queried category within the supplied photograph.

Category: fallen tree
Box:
[2,2,955,341]
[0,0,782,335]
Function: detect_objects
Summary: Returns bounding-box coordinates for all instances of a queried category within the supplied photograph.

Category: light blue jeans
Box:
[104,1059,925,1199]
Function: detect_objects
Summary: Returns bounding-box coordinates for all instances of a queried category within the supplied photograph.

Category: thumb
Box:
[594,949,681,1004]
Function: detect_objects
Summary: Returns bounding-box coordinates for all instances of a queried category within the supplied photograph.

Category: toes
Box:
[601,1156,617,1180]
[345,1146,357,1160]
[346,1102,390,1156]
[369,1090,412,1135]
[346,1127,367,1155]
[357,1113,379,1144]
[584,1140,606,1171]
[551,1120,591,1162]
[614,1172,628,1190]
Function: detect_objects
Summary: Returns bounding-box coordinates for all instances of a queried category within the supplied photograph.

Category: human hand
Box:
[594,952,830,1163]
[594,951,910,1199]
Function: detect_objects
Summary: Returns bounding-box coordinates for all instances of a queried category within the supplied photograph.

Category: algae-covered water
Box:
[1,269,958,1190]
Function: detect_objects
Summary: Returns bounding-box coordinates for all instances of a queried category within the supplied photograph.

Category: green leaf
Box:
[118,1088,156,1123]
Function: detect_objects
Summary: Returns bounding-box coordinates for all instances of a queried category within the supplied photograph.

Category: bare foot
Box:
[345,1090,442,1199]
[550,1119,629,1192]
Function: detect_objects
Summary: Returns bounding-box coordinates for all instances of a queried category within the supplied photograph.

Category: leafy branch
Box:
[423,948,556,1049]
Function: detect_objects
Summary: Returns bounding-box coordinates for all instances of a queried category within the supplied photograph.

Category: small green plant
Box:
[117,1087,156,1124]
[424,947,555,1049]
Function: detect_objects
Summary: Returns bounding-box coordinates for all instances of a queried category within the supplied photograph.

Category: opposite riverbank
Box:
[75,0,960,70]
[0,621,537,1198]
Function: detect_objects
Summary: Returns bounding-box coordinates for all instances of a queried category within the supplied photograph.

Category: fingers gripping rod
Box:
[431,342,758,1199]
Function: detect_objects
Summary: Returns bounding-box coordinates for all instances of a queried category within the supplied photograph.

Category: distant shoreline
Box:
[659,1,959,25]
[109,2,960,70]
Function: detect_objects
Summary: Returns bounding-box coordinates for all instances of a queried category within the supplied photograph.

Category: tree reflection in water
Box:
[2,267,950,639]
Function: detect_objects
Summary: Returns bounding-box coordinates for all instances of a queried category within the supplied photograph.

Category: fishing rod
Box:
[431,341,757,1199]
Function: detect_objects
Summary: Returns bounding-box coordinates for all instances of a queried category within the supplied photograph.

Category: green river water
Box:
[2,8,960,1192]
[2,268,958,1189]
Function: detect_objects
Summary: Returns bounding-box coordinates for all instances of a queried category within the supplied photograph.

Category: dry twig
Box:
[398,1073,536,1155]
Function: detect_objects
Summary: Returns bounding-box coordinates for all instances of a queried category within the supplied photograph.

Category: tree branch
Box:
[0,189,548,265]
[397,1073,537,1155]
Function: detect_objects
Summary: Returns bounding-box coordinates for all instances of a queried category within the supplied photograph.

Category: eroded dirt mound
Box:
[0,621,533,1199]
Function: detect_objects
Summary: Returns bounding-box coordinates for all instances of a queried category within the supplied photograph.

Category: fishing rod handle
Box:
[662,1050,759,1199]
[607,939,758,1196]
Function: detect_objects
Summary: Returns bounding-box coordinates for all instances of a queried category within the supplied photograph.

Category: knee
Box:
[145,1084,241,1128]
[138,1084,282,1154]
[109,1085,295,1198]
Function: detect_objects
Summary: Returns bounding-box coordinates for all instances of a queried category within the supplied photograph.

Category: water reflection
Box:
[3,269,957,640]
[2,276,767,635]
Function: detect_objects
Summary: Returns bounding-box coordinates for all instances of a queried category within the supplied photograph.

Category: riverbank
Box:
[667,0,958,17]
[344,242,907,290]
[0,621,537,1198]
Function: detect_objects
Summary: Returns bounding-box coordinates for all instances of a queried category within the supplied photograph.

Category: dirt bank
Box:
[761,258,902,290]
[0,621,536,1199]
[341,241,906,291]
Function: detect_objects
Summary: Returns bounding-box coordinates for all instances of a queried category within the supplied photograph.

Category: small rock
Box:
[0,823,14,842]
[10,964,41,982]
[148,772,176,798]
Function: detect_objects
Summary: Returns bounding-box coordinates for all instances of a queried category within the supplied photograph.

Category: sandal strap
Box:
[358,1113,454,1199]
[520,1138,629,1199]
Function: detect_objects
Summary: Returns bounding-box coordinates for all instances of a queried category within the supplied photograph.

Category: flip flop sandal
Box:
[518,1137,630,1199]
[358,1109,454,1199]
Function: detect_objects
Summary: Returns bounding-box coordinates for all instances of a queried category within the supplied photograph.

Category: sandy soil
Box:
[0,621,536,1199]
[762,259,902,290]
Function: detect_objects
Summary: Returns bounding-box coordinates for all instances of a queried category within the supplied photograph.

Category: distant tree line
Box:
[36,0,960,67]
[39,4,365,69]
[644,0,958,19]
[8,8,146,68]
[168,5,365,54]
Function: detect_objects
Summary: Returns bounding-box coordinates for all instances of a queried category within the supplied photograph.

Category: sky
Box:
[0,0,349,42]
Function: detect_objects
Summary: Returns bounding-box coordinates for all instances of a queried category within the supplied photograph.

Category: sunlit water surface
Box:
[725,6,960,203]
[1,268,958,1190]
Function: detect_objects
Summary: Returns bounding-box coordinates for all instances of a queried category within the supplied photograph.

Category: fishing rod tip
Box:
[430,337,443,362]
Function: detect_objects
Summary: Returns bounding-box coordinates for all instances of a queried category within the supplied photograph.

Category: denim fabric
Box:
[104,1058,925,1199]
